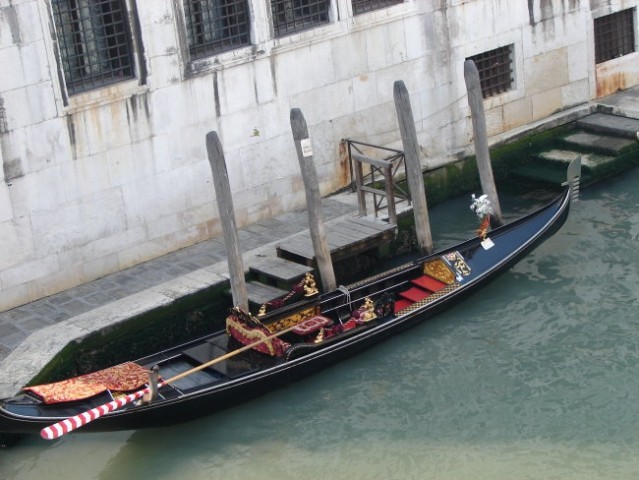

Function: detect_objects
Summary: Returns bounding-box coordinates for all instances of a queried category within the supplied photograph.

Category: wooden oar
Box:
[40,317,317,440]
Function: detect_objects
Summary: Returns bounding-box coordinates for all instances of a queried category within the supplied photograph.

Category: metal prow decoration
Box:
[564,156,581,202]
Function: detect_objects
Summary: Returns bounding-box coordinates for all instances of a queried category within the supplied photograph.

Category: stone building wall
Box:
[0,0,637,310]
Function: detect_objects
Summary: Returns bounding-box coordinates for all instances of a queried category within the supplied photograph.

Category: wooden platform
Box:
[246,281,288,307]
[249,256,313,289]
[276,215,396,266]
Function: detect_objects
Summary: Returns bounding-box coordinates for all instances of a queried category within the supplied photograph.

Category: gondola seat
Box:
[411,275,447,292]
[399,286,431,303]
[226,308,291,357]
[393,298,412,313]
[291,315,332,335]
[394,274,449,314]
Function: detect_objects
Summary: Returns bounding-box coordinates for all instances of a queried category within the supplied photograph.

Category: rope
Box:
[336,285,352,324]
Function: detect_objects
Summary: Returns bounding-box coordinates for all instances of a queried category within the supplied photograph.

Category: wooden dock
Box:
[276,215,396,266]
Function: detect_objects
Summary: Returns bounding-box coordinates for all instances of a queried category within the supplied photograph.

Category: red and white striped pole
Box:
[40,381,167,440]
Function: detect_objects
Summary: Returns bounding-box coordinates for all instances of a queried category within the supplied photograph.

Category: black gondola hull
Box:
[0,186,572,436]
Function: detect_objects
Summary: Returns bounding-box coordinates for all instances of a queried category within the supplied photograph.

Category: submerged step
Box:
[510,162,568,185]
[538,149,616,170]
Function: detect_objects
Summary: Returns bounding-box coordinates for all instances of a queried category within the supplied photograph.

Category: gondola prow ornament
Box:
[470,194,494,249]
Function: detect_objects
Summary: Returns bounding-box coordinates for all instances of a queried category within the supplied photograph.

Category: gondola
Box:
[0,160,579,439]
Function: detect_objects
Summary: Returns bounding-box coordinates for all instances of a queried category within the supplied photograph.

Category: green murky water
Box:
[2,170,638,479]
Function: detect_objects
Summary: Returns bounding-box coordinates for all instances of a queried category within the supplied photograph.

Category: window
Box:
[51,0,134,95]
[184,0,251,59]
[466,45,514,99]
[594,9,636,64]
[352,0,403,16]
[271,0,330,38]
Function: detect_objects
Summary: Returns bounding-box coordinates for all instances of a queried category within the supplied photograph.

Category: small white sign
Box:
[481,237,494,250]
[300,138,313,157]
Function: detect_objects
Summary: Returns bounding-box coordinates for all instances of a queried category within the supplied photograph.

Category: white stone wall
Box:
[0,0,637,310]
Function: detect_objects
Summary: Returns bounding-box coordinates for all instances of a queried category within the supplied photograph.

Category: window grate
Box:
[352,0,403,16]
[594,9,636,64]
[466,46,513,99]
[271,0,330,38]
[52,0,134,95]
[184,0,251,59]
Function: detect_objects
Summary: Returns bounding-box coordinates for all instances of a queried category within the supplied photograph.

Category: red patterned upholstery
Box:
[292,315,332,335]
[24,362,151,404]
[226,308,291,357]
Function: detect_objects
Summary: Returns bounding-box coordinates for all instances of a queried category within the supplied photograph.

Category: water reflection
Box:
[2,170,639,479]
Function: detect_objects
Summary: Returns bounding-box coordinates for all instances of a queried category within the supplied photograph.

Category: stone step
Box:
[562,132,635,155]
[511,144,622,187]
[249,256,313,290]
[538,149,616,170]
[576,113,639,139]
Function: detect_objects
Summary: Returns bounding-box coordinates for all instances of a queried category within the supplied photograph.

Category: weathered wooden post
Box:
[206,131,249,311]
[464,59,504,225]
[393,80,433,254]
[290,108,337,292]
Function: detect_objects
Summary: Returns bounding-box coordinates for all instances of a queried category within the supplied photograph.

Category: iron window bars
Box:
[51,0,134,95]
[594,8,636,64]
[466,45,513,99]
[184,0,251,59]
[351,0,403,16]
[271,0,330,37]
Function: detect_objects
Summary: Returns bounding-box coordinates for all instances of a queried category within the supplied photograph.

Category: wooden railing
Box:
[345,139,409,225]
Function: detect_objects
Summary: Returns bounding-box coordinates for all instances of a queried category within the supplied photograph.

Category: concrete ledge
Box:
[0,269,229,398]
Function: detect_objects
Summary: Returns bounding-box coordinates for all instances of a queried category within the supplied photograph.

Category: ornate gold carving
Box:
[264,305,320,333]
[359,297,377,322]
[303,272,319,297]
[444,251,471,277]
[423,259,456,285]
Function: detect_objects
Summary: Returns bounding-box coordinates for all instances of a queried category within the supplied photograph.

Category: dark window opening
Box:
[594,9,636,64]
[184,0,251,59]
[466,45,514,99]
[52,0,134,95]
[352,0,403,16]
[271,0,330,38]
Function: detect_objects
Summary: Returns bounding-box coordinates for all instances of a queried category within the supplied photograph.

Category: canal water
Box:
[2,168,638,479]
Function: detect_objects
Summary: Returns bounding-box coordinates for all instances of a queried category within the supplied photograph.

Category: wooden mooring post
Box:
[393,80,433,254]
[290,108,337,292]
[464,59,504,225]
[206,131,249,312]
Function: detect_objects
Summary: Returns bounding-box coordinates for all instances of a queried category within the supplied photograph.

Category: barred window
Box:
[594,9,636,64]
[466,45,514,99]
[352,0,403,16]
[184,0,251,59]
[51,0,134,95]
[271,0,330,38]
